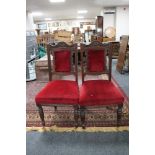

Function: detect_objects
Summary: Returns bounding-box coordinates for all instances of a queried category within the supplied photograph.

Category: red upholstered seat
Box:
[79,80,124,106]
[35,80,79,105]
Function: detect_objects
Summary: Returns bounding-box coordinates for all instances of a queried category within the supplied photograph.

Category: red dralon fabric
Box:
[55,50,71,72]
[79,80,124,106]
[35,80,79,105]
[87,49,105,72]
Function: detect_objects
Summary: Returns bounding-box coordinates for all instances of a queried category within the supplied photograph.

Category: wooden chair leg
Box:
[80,106,86,129]
[37,105,45,126]
[74,105,79,128]
[117,105,123,127]
[54,106,57,111]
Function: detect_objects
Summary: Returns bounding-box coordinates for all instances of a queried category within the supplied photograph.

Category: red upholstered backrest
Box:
[54,50,71,72]
[87,49,106,72]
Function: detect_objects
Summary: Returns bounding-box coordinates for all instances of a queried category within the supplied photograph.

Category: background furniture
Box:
[103,37,115,42]
[54,30,72,45]
[116,35,129,73]
[111,41,120,59]
[96,16,103,38]
[36,34,54,50]
[36,31,72,51]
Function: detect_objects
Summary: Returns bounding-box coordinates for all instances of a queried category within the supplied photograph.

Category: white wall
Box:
[100,7,129,39]
[100,8,116,36]
[104,13,115,31]
[26,11,35,31]
[115,6,129,40]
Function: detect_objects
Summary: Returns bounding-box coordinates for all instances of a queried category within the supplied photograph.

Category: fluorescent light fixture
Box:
[31,12,43,16]
[49,0,65,3]
[78,10,88,14]
[77,16,84,19]
[45,18,52,20]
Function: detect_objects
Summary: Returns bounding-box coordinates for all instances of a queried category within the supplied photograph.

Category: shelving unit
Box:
[26,31,38,81]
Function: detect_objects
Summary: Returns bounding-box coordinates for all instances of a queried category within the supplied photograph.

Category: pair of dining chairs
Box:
[35,41,124,128]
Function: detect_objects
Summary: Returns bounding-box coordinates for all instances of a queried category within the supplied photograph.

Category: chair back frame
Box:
[80,41,112,83]
[47,42,78,82]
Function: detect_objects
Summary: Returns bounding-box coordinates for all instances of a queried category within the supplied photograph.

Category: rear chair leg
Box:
[117,105,123,127]
[37,105,45,126]
[74,105,80,128]
[54,106,57,111]
[80,106,86,129]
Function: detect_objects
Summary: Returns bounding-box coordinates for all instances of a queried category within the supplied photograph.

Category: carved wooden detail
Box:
[86,40,104,47]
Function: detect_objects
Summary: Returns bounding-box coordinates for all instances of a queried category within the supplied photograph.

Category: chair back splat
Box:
[47,42,78,82]
[80,41,112,83]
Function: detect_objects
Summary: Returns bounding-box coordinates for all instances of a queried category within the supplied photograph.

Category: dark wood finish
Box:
[80,41,123,127]
[80,106,86,129]
[37,42,79,127]
[96,16,103,37]
[74,105,80,128]
[97,36,103,42]
[54,106,57,111]
[37,105,45,126]
[117,105,123,126]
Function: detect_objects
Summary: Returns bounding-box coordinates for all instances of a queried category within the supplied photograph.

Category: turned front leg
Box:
[117,105,123,126]
[74,105,80,128]
[80,106,86,129]
[37,105,45,126]
[54,106,57,111]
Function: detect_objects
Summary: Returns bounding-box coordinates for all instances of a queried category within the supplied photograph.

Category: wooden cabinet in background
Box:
[96,16,103,37]
[97,36,103,42]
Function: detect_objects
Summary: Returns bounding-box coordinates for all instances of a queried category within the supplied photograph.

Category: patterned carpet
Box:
[26,74,129,128]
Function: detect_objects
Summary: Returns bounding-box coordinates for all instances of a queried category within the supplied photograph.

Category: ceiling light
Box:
[49,0,65,3]
[77,16,84,19]
[31,12,43,16]
[45,18,52,20]
[78,10,88,14]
